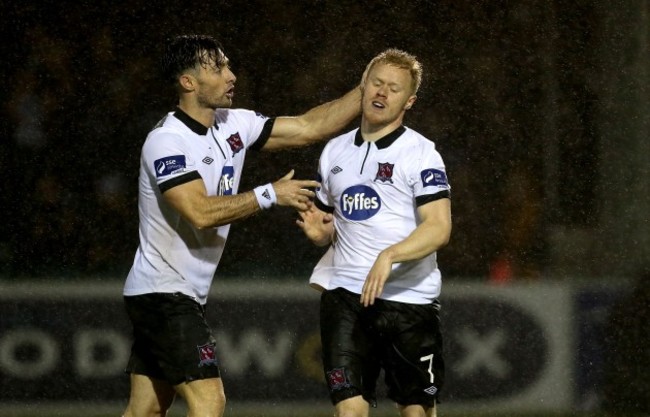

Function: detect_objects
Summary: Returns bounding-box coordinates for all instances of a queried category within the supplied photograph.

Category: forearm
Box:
[299,86,362,142]
[381,223,450,264]
[265,86,362,150]
[190,191,261,229]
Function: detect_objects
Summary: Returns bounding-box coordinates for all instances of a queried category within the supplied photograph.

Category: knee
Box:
[123,391,175,417]
[209,390,226,415]
[186,388,226,417]
[189,395,225,417]
[335,397,369,417]
[398,403,436,417]
[123,403,172,417]
[336,410,365,417]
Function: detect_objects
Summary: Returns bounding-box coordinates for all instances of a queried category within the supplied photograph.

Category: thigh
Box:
[335,395,370,417]
[398,403,437,417]
[320,288,380,407]
[382,301,444,407]
[174,377,226,416]
[125,293,221,385]
[123,373,176,417]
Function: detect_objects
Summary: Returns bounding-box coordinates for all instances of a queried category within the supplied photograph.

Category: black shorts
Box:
[124,292,221,385]
[320,287,444,407]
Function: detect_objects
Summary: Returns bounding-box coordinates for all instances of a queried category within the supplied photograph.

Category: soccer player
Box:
[121,34,361,417]
[297,49,452,417]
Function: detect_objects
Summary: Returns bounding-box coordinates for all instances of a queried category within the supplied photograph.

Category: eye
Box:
[208,63,221,74]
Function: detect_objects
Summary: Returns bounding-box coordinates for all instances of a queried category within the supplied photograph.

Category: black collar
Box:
[354,125,406,149]
[173,107,209,136]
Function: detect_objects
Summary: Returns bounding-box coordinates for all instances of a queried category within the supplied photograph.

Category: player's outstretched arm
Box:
[262,86,362,150]
[162,170,319,229]
[163,179,259,228]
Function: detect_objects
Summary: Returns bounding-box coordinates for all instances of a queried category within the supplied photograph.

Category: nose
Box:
[225,66,237,83]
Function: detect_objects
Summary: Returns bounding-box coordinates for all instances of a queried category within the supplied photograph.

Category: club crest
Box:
[375,162,394,183]
[197,342,218,367]
[226,133,244,156]
[326,367,351,390]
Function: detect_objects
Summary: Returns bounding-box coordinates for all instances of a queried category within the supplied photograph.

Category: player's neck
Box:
[360,118,404,142]
[177,100,216,129]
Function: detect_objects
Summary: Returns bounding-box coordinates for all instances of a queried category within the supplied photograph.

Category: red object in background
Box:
[489,255,513,284]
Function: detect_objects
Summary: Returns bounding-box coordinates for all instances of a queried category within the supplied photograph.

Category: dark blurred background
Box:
[1,0,648,282]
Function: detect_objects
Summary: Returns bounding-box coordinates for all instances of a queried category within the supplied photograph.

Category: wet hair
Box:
[161,34,226,84]
[366,48,423,95]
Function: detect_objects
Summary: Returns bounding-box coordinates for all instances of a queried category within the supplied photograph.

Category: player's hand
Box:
[273,170,319,211]
[296,203,333,245]
[360,60,371,91]
[360,251,393,307]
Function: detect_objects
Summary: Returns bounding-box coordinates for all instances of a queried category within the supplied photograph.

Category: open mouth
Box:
[372,101,385,109]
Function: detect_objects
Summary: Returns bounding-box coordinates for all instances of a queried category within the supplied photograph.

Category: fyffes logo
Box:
[340,185,381,220]
[219,166,235,196]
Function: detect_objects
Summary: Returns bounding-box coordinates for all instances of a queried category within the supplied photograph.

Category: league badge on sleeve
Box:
[154,155,186,177]
[420,168,449,188]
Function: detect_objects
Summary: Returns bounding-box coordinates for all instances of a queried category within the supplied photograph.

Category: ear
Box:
[178,73,196,92]
[404,95,417,110]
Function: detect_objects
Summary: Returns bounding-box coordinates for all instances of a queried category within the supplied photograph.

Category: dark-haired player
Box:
[121,34,361,417]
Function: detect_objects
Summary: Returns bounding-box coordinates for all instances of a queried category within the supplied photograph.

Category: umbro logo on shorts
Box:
[424,385,438,396]
[331,166,343,174]
[202,157,214,164]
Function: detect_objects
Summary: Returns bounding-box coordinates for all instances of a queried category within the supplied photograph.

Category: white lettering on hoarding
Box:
[0,329,59,378]
[216,329,293,377]
[454,327,510,378]
[0,328,295,380]
[74,329,131,377]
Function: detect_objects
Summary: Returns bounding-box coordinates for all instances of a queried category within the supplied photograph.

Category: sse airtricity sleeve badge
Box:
[154,155,187,177]
[420,168,449,189]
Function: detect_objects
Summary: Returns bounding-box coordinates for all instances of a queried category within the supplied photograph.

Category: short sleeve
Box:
[216,109,272,151]
[142,131,199,191]
[411,142,451,203]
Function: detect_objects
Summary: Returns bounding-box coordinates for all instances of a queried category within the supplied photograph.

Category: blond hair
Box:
[365,48,423,95]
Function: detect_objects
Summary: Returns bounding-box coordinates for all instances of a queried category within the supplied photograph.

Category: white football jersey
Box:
[124,108,272,304]
[312,126,450,304]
